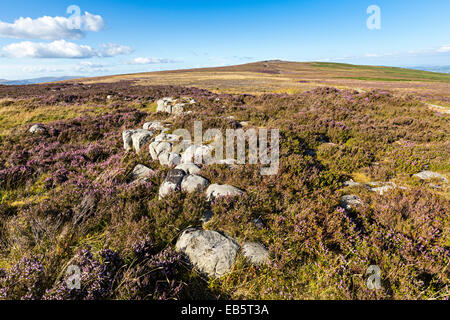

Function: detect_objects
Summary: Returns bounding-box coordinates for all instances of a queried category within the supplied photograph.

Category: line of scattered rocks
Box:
[122,97,269,278]
[341,171,448,211]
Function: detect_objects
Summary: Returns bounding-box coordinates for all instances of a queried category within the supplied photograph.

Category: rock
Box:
[413,171,448,183]
[175,163,201,175]
[122,130,135,150]
[131,129,153,153]
[368,182,396,195]
[181,174,210,193]
[154,133,181,143]
[181,144,214,164]
[149,141,172,160]
[214,159,238,169]
[343,180,361,187]
[158,151,181,167]
[128,164,154,183]
[172,103,185,114]
[172,140,193,154]
[157,97,175,113]
[252,217,265,229]
[340,195,363,211]
[156,97,185,114]
[143,121,165,131]
[158,169,186,198]
[29,124,46,134]
[201,210,213,224]
[241,242,269,265]
[175,228,240,278]
[205,184,245,201]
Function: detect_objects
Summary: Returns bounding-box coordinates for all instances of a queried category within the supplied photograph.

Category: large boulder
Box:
[158,169,186,199]
[205,184,245,201]
[413,171,448,183]
[241,242,269,266]
[175,228,240,278]
[181,174,210,193]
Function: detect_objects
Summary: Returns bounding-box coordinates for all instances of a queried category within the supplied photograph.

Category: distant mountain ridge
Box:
[0,76,79,85]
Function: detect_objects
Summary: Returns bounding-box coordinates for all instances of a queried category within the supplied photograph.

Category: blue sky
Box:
[0,0,449,79]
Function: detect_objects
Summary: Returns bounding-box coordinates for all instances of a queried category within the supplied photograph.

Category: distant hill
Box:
[0,76,79,85]
[410,66,450,74]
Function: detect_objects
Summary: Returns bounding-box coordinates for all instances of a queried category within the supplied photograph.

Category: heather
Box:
[0,81,448,300]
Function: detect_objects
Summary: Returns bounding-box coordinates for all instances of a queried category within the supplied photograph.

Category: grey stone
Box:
[181,174,210,193]
[29,124,46,134]
[149,141,172,160]
[201,210,213,224]
[413,171,448,183]
[158,169,186,199]
[128,164,154,183]
[158,151,181,167]
[175,163,202,175]
[143,121,165,131]
[241,242,269,265]
[122,130,135,150]
[181,144,214,164]
[205,184,245,201]
[343,180,361,187]
[130,129,153,153]
[175,228,240,278]
[340,195,363,211]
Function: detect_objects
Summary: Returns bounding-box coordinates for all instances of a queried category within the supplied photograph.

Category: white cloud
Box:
[126,57,176,64]
[75,61,107,73]
[2,40,132,59]
[21,65,64,73]
[437,45,450,53]
[0,12,104,40]
[100,43,133,57]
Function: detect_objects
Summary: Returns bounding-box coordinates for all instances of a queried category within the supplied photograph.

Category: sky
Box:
[0,0,449,80]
